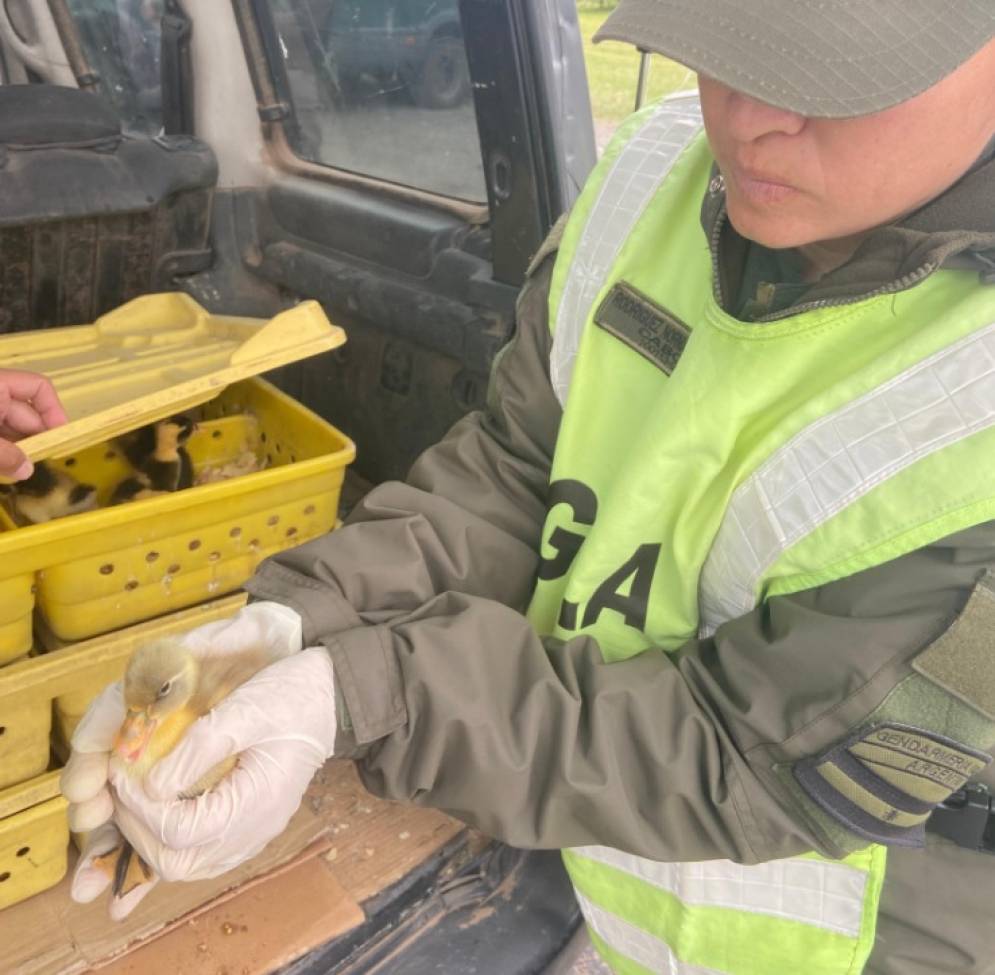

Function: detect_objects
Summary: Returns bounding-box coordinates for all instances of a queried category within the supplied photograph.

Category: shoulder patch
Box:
[593,282,689,376]
[794,722,991,847]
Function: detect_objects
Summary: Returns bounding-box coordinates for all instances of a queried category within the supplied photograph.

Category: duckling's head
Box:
[115,639,199,764]
[153,415,197,460]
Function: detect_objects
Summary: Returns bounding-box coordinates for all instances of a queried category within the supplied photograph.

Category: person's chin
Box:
[725,198,814,251]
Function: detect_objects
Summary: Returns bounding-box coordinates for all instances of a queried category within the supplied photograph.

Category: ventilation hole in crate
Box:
[189,539,202,551]
[304,505,316,516]
[146,552,160,564]
[64,457,77,468]
[267,515,280,527]
[260,432,268,444]
[0,726,6,737]
[125,580,139,592]
[0,873,10,883]
[229,527,242,539]
[208,551,221,562]
[100,564,115,576]
[290,454,297,463]
[249,538,260,550]
[266,453,273,465]
[286,527,298,538]
[104,450,117,461]
[275,444,282,454]
[212,430,223,439]
[16,847,29,857]
[168,564,181,575]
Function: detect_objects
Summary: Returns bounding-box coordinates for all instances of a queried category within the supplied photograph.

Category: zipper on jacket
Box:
[707,198,939,324]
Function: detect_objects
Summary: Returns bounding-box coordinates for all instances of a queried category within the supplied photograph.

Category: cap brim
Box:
[594,0,995,118]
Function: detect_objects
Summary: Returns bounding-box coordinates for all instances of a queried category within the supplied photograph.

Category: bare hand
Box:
[0,370,68,479]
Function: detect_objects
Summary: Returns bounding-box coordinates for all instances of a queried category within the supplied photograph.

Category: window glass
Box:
[67,0,164,135]
[266,0,487,202]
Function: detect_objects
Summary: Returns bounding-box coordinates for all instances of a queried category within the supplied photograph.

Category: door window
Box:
[265,0,487,202]
[67,0,164,135]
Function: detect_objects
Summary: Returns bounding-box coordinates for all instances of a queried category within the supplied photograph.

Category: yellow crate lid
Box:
[0,292,345,467]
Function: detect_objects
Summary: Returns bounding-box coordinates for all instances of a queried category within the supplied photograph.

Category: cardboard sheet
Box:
[0,761,464,975]
[1,795,335,975]
[95,844,364,975]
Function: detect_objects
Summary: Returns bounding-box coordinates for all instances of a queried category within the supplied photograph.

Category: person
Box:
[0,369,67,479]
[62,1,995,971]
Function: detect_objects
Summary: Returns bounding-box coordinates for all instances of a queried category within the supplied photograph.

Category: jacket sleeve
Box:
[247,260,995,865]
[245,257,561,639]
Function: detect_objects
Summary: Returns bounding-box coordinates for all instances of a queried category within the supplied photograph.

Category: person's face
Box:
[698,38,995,250]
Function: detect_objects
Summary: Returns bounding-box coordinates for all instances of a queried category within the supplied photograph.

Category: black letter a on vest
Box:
[582,543,661,631]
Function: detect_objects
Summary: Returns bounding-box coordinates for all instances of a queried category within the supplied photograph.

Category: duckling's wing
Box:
[190,645,273,714]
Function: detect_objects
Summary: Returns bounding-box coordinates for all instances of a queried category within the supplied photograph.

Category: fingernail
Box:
[12,460,33,480]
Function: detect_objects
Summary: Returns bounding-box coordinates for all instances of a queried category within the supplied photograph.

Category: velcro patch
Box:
[912,574,995,722]
[794,723,991,847]
[593,283,689,376]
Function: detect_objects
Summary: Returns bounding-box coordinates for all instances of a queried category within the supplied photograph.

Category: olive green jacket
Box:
[247,148,995,974]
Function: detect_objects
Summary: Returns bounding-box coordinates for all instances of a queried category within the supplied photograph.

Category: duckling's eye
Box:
[157,680,172,699]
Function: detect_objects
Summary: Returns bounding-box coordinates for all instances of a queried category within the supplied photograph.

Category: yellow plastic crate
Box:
[3,293,346,469]
[0,772,68,910]
[0,574,33,666]
[0,595,247,795]
[0,377,353,645]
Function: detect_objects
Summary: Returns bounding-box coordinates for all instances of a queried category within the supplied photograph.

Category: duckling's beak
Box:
[113,708,157,763]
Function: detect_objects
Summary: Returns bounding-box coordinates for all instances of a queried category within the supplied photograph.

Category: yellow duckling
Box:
[93,637,271,898]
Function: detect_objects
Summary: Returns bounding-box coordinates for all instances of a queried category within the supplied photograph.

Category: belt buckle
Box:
[926,784,995,854]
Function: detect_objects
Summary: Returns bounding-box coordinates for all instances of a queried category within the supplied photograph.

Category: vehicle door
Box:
[0,0,596,486]
[216,0,597,485]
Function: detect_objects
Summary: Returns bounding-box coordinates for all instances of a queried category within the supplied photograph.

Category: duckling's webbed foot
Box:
[106,841,154,898]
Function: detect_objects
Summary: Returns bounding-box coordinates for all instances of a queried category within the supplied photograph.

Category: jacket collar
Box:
[701,148,995,317]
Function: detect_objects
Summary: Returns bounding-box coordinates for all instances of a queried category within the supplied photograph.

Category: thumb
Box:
[0,439,30,480]
[70,683,126,754]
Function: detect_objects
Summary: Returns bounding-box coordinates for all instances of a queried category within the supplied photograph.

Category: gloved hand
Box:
[71,648,337,917]
[60,601,334,915]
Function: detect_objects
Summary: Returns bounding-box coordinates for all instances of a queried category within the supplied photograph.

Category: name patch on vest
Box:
[594,283,689,376]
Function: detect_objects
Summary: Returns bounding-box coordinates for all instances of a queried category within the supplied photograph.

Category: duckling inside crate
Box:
[110,413,267,505]
[110,416,197,505]
[1,411,269,526]
[0,460,98,525]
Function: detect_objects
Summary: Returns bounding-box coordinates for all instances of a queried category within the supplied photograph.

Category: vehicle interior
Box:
[0,0,599,970]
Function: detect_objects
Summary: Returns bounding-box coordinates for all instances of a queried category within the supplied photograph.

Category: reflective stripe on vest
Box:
[699,320,995,635]
[550,94,703,406]
[571,846,869,937]
[576,891,726,975]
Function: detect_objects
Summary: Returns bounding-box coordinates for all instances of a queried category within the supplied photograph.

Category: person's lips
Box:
[728,165,798,204]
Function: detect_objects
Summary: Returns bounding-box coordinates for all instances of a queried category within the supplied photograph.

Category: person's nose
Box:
[723,89,806,142]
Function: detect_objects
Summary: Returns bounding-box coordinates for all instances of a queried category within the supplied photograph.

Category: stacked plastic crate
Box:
[0,295,353,908]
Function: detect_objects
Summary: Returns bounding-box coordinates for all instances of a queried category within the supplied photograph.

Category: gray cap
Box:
[594,0,995,118]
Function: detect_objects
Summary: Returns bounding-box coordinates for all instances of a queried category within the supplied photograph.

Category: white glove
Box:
[60,601,322,914]
[111,646,337,877]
